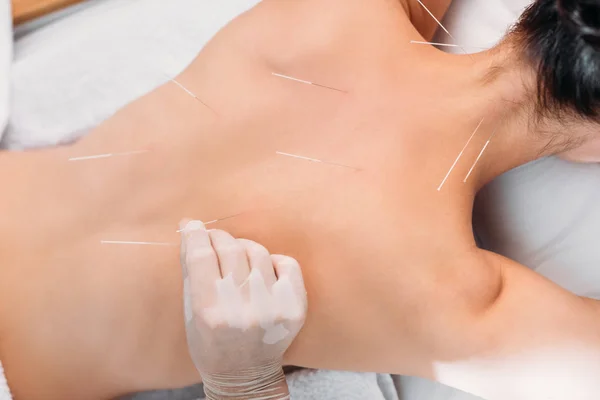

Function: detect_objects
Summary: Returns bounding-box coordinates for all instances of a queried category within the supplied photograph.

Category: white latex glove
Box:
[179,220,308,400]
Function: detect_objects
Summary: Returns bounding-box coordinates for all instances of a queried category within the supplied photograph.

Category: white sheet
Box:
[3,0,260,149]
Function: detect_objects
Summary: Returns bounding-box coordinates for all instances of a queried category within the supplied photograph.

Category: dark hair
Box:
[515,0,600,121]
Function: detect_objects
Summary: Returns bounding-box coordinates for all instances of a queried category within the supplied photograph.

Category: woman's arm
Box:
[433,252,600,400]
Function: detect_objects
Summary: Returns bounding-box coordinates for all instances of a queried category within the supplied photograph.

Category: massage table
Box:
[2,1,599,399]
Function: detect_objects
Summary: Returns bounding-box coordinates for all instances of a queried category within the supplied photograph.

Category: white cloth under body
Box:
[4,0,262,149]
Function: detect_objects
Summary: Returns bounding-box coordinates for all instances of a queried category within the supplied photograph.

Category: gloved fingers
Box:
[237,239,277,287]
[271,254,305,287]
[237,239,278,328]
[209,229,251,286]
[271,254,308,321]
[179,218,193,278]
[182,220,221,300]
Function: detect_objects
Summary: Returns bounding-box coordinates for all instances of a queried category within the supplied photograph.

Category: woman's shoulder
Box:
[208,0,415,66]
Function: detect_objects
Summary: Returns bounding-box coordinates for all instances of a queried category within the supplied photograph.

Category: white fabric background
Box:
[3,0,261,149]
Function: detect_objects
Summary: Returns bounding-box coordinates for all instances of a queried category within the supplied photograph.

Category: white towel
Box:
[285,369,398,400]
[0,362,13,400]
[4,0,261,149]
[127,370,399,400]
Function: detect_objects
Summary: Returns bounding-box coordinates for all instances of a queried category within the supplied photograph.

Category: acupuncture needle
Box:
[463,126,499,183]
[68,150,149,162]
[271,73,347,93]
[100,240,178,247]
[168,77,218,114]
[175,213,246,233]
[414,0,472,58]
[437,118,484,191]
[275,151,361,171]
[100,213,246,246]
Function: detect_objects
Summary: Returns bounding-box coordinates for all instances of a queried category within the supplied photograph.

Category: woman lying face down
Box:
[0,0,600,399]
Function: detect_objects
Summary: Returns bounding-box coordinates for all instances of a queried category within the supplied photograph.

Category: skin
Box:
[0,0,599,399]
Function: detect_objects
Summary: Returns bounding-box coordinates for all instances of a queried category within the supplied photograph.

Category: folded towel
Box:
[126,369,398,400]
[284,369,398,400]
[0,362,13,400]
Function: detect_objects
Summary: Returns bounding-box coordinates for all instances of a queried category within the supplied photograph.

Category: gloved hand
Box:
[179,220,308,400]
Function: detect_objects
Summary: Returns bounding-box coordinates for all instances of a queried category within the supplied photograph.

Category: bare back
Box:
[0,0,508,397]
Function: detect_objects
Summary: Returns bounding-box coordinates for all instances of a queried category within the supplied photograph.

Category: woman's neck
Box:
[429,45,553,191]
